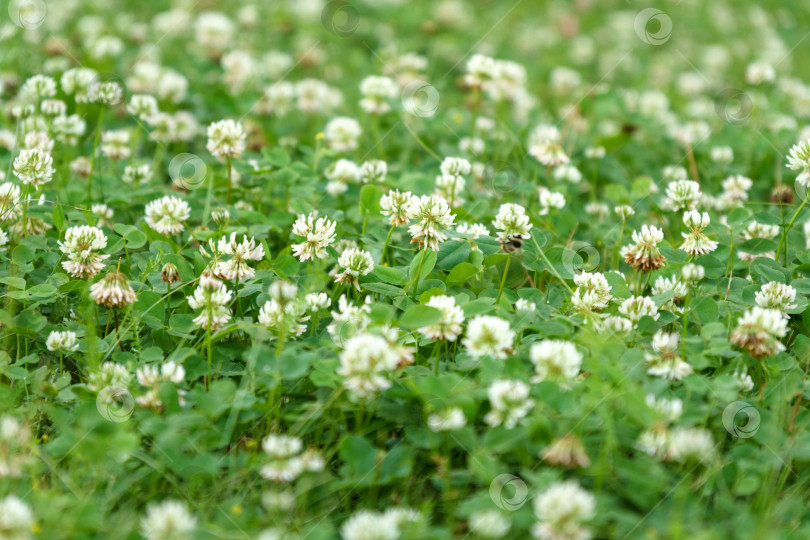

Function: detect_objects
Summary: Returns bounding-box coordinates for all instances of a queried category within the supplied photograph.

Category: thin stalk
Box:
[775,192,809,262]
[410,249,427,298]
[381,224,395,265]
[226,156,233,205]
[20,184,31,237]
[87,108,105,207]
[495,255,512,304]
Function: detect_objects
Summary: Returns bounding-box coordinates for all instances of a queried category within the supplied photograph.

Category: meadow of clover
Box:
[3,0,810,538]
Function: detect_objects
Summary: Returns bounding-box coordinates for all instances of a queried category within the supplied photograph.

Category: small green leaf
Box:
[399,305,442,328]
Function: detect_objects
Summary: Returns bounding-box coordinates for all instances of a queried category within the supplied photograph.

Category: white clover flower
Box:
[21,74,57,100]
[666,427,715,463]
[734,369,755,392]
[0,229,7,251]
[571,271,612,311]
[100,130,131,160]
[0,183,21,222]
[731,307,788,358]
[206,119,246,160]
[90,272,137,307]
[528,124,569,167]
[46,330,79,353]
[584,146,606,159]
[335,248,374,290]
[710,146,734,163]
[418,295,465,341]
[755,282,797,313]
[259,81,296,116]
[41,99,66,117]
[614,205,635,220]
[469,511,512,538]
[89,80,124,106]
[269,280,298,304]
[380,189,414,226]
[338,333,400,399]
[187,276,232,331]
[406,194,456,250]
[12,148,54,188]
[463,315,514,360]
[91,203,114,227]
[621,225,666,272]
[787,139,810,187]
[123,164,151,185]
[359,75,398,114]
[88,361,132,393]
[585,202,609,218]
[324,117,362,152]
[435,173,466,204]
[553,164,582,184]
[646,394,683,423]
[619,296,659,323]
[651,276,687,313]
[532,481,595,540]
[195,11,235,54]
[215,234,264,282]
[327,295,372,344]
[140,500,196,540]
[681,263,705,283]
[221,50,255,94]
[530,340,582,387]
[291,213,337,261]
[440,157,472,178]
[258,298,309,339]
[515,298,536,312]
[296,79,343,114]
[0,495,34,540]
[680,211,717,256]
[305,292,330,311]
[493,203,531,241]
[427,407,467,432]
[340,508,419,540]
[746,61,775,84]
[664,179,701,211]
[262,434,303,459]
[538,187,566,215]
[23,131,53,152]
[465,54,496,88]
[127,94,159,119]
[144,196,190,235]
[484,379,534,428]
[738,221,781,262]
[52,114,86,145]
[59,225,110,278]
[360,160,387,183]
[645,331,693,381]
[636,425,670,459]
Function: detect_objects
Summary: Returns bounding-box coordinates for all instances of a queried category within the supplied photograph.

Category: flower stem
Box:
[20,183,31,237]
[495,254,512,304]
[381,225,395,265]
[410,249,427,298]
[87,108,104,207]
[775,192,809,263]
[226,156,233,205]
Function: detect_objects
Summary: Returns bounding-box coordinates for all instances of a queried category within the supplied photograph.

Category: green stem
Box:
[226,156,233,205]
[495,255,512,304]
[20,184,31,237]
[87,108,104,207]
[775,192,809,263]
[381,224,395,265]
[411,249,427,298]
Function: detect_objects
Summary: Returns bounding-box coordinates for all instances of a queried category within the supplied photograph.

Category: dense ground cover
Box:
[1,0,810,538]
